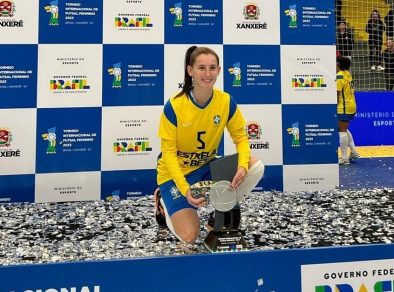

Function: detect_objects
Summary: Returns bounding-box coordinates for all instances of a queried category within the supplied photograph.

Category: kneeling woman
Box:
[155,46,264,243]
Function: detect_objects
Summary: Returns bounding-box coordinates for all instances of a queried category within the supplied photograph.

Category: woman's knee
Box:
[171,209,200,244]
[175,227,200,244]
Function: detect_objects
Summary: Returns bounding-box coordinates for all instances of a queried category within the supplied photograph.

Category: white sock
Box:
[347,130,357,154]
[339,132,349,159]
[160,198,183,242]
[236,160,265,202]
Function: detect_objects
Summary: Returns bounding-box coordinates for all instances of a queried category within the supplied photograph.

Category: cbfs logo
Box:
[169,2,182,27]
[228,62,241,87]
[246,121,270,150]
[287,122,300,147]
[285,4,297,28]
[115,16,153,28]
[170,186,181,200]
[315,281,394,292]
[42,127,57,154]
[108,62,122,88]
[0,128,12,147]
[0,0,15,17]
[213,114,221,126]
[44,0,59,26]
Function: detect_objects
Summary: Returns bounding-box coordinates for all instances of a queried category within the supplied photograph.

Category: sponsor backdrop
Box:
[350,92,394,146]
[0,0,338,203]
[0,243,393,291]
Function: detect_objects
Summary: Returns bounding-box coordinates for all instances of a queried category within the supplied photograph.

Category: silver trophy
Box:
[203,180,248,252]
[190,153,248,252]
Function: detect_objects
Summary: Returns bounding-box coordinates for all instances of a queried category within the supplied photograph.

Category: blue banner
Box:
[0,244,393,292]
[101,169,157,200]
[282,104,338,164]
[350,92,394,146]
[36,108,102,173]
[0,45,37,109]
[39,0,103,44]
[280,0,335,45]
[223,45,281,104]
[102,45,164,106]
[165,0,223,44]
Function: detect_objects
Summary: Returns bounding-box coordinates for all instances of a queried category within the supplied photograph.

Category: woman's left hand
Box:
[231,167,247,190]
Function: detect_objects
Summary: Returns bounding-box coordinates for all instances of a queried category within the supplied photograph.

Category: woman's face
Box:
[187,53,221,90]
[372,11,379,19]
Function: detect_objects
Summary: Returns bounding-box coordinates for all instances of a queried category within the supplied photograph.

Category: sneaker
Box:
[154,188,167,228]
[339,157,350,165]
[371,66,376,70]
[349,152,361,160]
[377,65,385,71]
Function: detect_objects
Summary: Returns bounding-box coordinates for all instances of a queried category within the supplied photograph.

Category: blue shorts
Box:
[158,162,212,216]
[337,113,355,122]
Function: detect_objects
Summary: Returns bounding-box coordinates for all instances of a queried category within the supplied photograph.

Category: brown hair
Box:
[175,46,220,98]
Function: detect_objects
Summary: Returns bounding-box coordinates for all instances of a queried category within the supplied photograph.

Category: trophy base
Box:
[204,230,248,252]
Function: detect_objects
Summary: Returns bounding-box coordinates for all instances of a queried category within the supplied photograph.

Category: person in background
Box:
[336,19,354,59]
[384,7,394,39]
[154,46,264,243]
[382,37,394,90]
[335,0,343,26]
[337,56,360,165]
[366,9,386,71]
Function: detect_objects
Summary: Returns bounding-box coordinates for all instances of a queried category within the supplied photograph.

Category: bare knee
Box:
[176,227,200,244]
[171,209,200,244]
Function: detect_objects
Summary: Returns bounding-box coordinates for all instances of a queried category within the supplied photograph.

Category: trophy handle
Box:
[212,205,241,232]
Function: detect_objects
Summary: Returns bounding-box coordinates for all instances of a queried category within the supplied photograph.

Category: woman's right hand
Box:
[186,188,206,208]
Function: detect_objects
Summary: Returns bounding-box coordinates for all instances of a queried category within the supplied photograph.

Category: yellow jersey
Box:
[337,70,356,114]
[157,88,251,196]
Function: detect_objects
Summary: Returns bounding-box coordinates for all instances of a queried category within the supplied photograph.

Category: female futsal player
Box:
[155,46,264,243]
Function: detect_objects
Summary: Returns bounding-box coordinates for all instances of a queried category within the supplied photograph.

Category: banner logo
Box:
[285,4,297,28]
[236,3,267,30]
[115,16,153,28]
[44,0,59,26]
[0,128,12,147]
[50,79,90,90]
[0,0,15,17]
[246,121,261,140]
[287,122,300,147]
[292,75,327,89]
[113,140,152,152]
[42,127,57,154]
[108,62,122,88]
[105,190,120,202]
[244,3,259,20]
[169,2,182,27]
[246,121,269,149]
[228,62,242,87]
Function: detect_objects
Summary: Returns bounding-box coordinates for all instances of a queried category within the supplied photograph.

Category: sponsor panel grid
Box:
[0,0,337,202]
